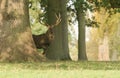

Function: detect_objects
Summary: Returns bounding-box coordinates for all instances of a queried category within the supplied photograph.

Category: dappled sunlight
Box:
[0,48,11,61]
[8,0,24,15]
[17,28,37,54]
[0,0,120,62]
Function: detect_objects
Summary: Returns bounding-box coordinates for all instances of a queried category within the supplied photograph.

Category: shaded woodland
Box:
[0,0,120,62]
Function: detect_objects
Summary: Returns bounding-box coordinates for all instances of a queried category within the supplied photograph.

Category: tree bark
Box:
[46,0,71,60]
[77,11,88,60]
[75,0,88,60]
[0,0,43,62]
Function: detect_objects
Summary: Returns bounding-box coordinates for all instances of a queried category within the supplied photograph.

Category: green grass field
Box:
[0,61,120,78]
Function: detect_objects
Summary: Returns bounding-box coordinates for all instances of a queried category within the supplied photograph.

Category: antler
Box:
[51,13,61,28]
[40,13,61,28]
[39,19,50,27]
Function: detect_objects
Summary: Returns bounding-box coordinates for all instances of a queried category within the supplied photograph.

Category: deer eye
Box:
[49,35,54,40]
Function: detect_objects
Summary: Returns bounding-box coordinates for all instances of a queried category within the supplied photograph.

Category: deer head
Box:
[42,13,61,42]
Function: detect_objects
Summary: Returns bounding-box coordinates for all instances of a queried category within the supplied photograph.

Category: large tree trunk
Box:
[0,0,43,62]
[75,0,88,60]
[46,0,71,60]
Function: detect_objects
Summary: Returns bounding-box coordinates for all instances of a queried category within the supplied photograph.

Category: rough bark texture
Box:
[46,0,71,60]
[0,0,43,62]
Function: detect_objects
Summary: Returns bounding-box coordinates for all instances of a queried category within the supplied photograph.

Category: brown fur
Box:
[32,28,54,54]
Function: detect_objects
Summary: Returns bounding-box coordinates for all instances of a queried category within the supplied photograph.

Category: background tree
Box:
[74,0,88,60]
[86,28,99,60]
[106,13,120,61]
[89,7,120,61]
[0,0,42,62]
[72,0,120,60]
[67,0,94,60]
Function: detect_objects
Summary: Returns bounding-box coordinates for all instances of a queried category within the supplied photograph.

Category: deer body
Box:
[32,34,50,49]
[32,28,54,50]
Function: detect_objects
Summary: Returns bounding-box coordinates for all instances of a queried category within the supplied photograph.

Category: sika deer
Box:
[32,14,61,55]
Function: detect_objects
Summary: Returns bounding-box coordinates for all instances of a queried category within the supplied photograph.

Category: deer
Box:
[32,14,61,55]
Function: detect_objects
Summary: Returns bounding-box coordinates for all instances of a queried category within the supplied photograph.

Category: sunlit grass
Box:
[0,61,120,78]
[0,70,120,78]
[0,61,119,70]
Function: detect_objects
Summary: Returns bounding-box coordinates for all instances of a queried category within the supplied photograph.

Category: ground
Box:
[0,61,120,78]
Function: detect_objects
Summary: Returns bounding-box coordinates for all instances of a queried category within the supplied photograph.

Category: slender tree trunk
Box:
[46,0,71,60]
[75,0,87,60]
[0,0,42,62]
[77,11,87,60]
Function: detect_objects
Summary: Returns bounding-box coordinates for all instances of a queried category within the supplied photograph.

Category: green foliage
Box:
[67,0,100,28]
[74,0,92,11]
[106,13,120,36]
[107,13,120,57]
[31,24,47,35]
[40,0,48,10]
[89,0,120,14]
[40,0,48,23]
[86,0,120,27]
[29,0,48,35]
[92,7,120,59]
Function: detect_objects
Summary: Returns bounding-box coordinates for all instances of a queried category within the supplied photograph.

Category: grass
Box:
[0,61,120,78]
[1,70,120,78]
